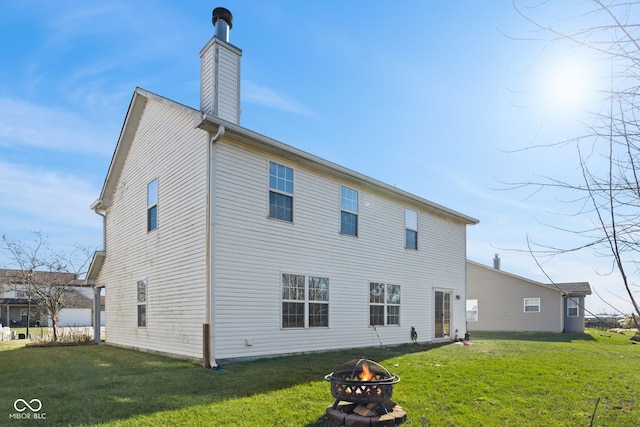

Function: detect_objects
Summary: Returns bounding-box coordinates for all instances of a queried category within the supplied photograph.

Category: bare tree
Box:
[508,1,640,328]
[1,232,92,341]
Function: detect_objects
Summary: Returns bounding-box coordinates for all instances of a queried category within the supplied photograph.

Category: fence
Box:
[585,317,620,331]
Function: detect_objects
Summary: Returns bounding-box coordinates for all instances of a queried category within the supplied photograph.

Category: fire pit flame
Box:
[360,361,373,381]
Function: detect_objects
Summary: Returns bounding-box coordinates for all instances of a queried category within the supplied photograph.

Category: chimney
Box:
[200,7,242,124]
[493,253,501,270]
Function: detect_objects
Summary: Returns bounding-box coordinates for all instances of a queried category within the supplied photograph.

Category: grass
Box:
[0,330,638,426]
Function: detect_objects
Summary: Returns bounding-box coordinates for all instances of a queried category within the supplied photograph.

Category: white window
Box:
[268,161,294,222]
[147,179,158,232]
[567,298,579,317]
[340,186,358,236]
[405,209,418,250]
[466,299,478,322]
[281,274,329,328]
[369,282,400,326]
[137,280,147,327]
[524,298,540,313]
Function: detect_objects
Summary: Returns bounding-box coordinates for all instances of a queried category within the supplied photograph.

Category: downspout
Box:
[206,125,225,368]
[90,200,108,343]
[91,201,107,252]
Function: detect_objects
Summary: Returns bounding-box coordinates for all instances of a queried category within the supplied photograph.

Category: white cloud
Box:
[0,98,113,155]
[243,80,318,118]
[0,160,100,231]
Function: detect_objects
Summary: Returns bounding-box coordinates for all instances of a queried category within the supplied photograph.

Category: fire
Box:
[360,362,374,381]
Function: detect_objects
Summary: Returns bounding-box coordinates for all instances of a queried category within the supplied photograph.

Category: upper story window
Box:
[567,298,579,317]
[340,186,358,236]
[524,297,540,313]
[268,161,293,222]
[369,282,400,326]
[281,273,329,328]
[147,179,158,232]
[405,209,418,250]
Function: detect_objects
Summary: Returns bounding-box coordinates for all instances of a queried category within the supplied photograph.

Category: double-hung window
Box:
[147,179,158,232]
[405,209,418,249]
[567,298,578,317]
[340,186,358,236]
[269,161,294,222]
[282,274,329,328]
[524,297,540,313]
[369,282,400,326]
[137,280,147,327]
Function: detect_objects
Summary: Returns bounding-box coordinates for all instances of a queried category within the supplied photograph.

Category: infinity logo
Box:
[14,398,42,412]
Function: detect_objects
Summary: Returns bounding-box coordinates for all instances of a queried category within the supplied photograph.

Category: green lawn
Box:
[1,330,638,426]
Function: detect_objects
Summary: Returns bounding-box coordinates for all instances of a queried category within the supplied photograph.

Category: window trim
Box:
[281,273,329,329]
[340,185,359,236]
[524,297,540,313]
[137,279,148,328]
[567,298,579,317]
[268,161,294,222]
[147,179,158,232]
[369,282,401,326]
[405,208,418,250]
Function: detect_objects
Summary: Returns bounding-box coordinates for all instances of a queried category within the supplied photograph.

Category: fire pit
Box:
[325,358,406,426]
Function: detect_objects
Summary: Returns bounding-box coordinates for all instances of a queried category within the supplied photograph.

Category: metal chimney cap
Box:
[212,7,233,29]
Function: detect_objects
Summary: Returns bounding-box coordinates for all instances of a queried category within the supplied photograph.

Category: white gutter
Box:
[90,199,111,251]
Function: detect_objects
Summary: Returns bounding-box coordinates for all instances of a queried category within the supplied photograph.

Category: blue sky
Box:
[0,1,633,313]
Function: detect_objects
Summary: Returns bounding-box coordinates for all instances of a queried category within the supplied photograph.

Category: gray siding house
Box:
[85,9,478,366]
[466,258,591,333]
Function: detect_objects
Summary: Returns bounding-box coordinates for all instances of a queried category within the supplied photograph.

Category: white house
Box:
[466,257,591,333]
[85,8,478,366]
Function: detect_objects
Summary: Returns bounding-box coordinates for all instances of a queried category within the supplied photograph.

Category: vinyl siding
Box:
[199,45,214,115]
[199,38,240,123]
[564,296,585,332]
[211,139,469,360]
[466,261,563,332]
[215,47,240,123]
[97,98,208,360]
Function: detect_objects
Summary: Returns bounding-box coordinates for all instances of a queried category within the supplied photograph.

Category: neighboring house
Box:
[85,8,479,366]
[57,287,105,327]
[0,269,99,327]
[0,271,42,328]
[466,257,592,333]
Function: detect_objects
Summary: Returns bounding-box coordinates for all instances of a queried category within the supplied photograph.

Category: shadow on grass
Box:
[0,341,441,425]
[471,331,596,342]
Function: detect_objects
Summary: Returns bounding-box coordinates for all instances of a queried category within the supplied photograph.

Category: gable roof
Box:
[555,282,592,297]
[93,87,478,225]
[467,260,592,297]
[92,88,201,209]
